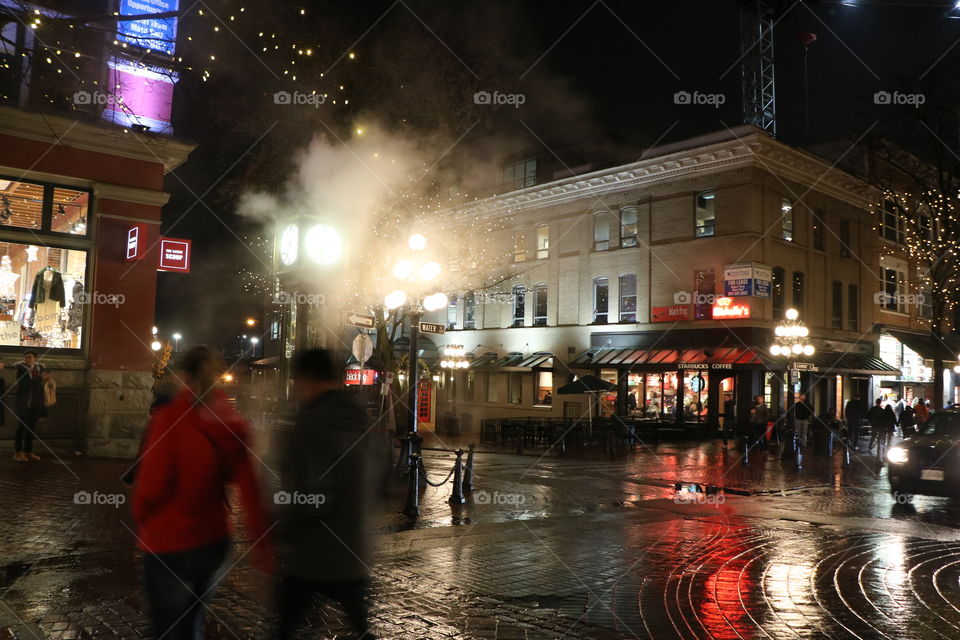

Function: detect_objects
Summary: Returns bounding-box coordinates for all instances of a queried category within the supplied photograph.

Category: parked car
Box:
[887,410,960,499]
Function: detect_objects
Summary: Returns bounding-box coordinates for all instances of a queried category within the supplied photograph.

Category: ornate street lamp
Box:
[385,234,448,466]
[769,308,815,357]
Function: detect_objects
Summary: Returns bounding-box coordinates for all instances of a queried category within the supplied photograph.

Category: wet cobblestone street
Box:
[3,438,960,639]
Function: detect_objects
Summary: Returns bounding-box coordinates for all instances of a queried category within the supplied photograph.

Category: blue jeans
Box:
[143,539,230,640]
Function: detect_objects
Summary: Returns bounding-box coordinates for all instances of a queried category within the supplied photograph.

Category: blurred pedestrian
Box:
[133,346,273,640]
[844,394,865,449]
[748,395,768,445]
[792,393,813,447]
[274,349,378,640]
[914,397,930,427]
[900,402,916,435]
[721,393,735,446]
[867,399,884,453]
[13,350,48,463]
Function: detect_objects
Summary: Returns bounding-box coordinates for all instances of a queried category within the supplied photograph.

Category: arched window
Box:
[512,285,525,327]
[781,198,794,242]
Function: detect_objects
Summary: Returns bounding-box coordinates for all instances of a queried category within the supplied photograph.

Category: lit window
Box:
[594,214,610,251]
[880,261,907,313]
[446,294,458,330]
[536,226,549,259]
[512,285,525,327]
[695,192,715,237]
[881,198,904,244]
[619,273,637,323]
[536,370,553,405]
[533,283,547,326]
[593,277,609,323]
[781,198,794,242]
[620,206,638,247]
[464,291,476,329]
[513,229,527,262]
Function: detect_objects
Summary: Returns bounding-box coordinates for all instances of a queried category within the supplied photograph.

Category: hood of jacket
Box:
[163,386,250,454]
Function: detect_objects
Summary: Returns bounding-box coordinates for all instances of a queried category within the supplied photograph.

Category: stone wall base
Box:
[84,368,153,459]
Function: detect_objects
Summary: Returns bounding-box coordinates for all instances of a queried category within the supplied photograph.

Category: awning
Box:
[573,347,900,377]
[467,352,500,368]
[473,352,555,371]
[572,347,767,369]
[885,329,956,361]
[251,355,280,368]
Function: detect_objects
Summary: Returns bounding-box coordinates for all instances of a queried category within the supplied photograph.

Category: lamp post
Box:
[769,308,815,444]
[384,234,448,469]
[440,345,470,436]
[172,332,182,353]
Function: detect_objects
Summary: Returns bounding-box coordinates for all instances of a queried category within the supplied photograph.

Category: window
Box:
[593,277,609,323]
[0,178,92,234]
[513,229,527,262]
[695,192,715,237]
[918,206,933,241]
[464,291,476,329]
[772,266,785,319]
[594,214,610,251]
[812,209,825,251]
[535,371,553,405]
[0,241,88,350]
[446,294,458,330]
[881,198,904,244]
[781,198,794,242]
[536,225,549,259]
[918,268,933,319]
[839,219,851,258]
[792,271,804,313]
[848,284,859,331]
[620,206,638,247]
[694,269,715,320]
[533,283,547,326]
[619,273,637,323]
[501,158,537,189]
[465,370,475,401]
[880,263,907,313]
[508,372,523,404]
[831,281,842,329]
[512,285,525,327]
[485,373,499,403]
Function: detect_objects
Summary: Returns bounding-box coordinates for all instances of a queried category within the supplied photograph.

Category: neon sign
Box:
[712,297,750,319]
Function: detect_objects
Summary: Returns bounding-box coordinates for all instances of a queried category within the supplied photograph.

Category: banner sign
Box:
[157,237,191,272]
[117,0,179,55]
[344,369,377,385]
[723,262,771,298]
[652,305,690,322]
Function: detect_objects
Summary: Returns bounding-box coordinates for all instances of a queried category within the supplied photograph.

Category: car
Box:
[888,410,960,499]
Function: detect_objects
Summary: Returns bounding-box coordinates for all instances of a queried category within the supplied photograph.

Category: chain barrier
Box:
[418,456,457,487]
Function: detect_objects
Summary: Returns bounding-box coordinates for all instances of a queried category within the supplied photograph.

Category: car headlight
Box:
[887,447,909,464]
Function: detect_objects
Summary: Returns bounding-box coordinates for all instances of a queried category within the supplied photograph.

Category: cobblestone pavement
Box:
[2,437,960,639]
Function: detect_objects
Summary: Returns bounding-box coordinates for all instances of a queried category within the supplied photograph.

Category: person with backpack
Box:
[133,346,273,640]
[12,350,49,463]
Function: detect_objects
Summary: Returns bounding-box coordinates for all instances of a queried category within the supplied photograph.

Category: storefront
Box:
[877,330,956,407]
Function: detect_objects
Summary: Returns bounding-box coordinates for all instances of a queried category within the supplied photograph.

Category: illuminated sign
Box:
[651,305,690,322]
[723,262,772,298]
[712,297,750,319]
[103,58,177,133]
[157,238,191,272]
[117,0,179,56]
[124,224,148,262]
[344,369,377,386]
[417,380,432,423]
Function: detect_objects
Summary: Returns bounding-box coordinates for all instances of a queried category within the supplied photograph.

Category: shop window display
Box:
[682,371,709,423]
[51,187,89,235]
[599,368,617,416]
[0,241,86,349]
[0,179,43,230]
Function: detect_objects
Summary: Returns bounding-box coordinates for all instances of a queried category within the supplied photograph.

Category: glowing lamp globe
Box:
[770,345,782,356]
[384,290,407,310]
[419,261,441,281]
[803,344,815,356]
[792,343,804,355]
[785,308,799,321]
[150,341,162,351]
[393,260,414,279]
[423,292,449,311]
[409,233,427,251]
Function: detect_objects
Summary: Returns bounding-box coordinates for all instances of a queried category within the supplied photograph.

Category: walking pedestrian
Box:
[274,349,378,640]
[914,397,930,428]
[844,394,865,450]
[867,399,885,453]
[792,393,813,448]
[748,395,768,445]
[722,393,735,446]
[12,350,49,463]
[133,346,273,640]
[880,403,896,449]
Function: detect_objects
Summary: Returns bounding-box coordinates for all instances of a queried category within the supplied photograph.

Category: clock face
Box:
[279,224,299,265]
[304,223,342,265]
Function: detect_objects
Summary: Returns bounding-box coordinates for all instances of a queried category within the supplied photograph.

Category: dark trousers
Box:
[143,539,229,640]
[275,573,370,639]
[14,408,41,453]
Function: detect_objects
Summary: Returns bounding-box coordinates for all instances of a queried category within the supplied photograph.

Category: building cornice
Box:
[94,183,170,207]
[450,130,877,220]
[0,107,195,173]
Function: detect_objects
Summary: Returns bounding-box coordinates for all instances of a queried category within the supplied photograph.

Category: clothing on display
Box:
[29,267,65,309]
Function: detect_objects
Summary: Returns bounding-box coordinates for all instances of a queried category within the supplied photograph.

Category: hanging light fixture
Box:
[769,308,815,357]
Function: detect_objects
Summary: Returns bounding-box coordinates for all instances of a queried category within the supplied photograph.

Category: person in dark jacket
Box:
[12,350,48,463]
[133,346,273,640]
[792,393,814,447]
[844,394,865,449]
[274,349,378,640]
[900,403,916,434]
[722,394,736,446]
[878,404,897,449]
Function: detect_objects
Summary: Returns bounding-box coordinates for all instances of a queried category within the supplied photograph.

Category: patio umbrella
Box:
[557,375,616,394]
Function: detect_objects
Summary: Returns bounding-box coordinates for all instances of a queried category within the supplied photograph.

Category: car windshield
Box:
[919,413,960,438]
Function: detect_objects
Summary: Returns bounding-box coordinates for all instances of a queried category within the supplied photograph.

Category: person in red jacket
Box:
[133,345,273,640]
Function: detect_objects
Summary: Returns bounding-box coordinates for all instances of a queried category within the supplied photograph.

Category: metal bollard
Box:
[827,430,834,457]
[843,440,851,468]
[742,437,750,467]
[463,443,475,491]
[397,436,411,474]
[795,433,803,470]
[403,454,421,517]
[449,449,466,505]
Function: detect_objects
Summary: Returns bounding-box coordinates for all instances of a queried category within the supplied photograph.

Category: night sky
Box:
[155,0,960,349]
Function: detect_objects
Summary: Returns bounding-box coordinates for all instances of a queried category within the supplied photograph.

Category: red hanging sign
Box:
[344,369,377,385]
[712,297,751,319]
[157,238,191,272]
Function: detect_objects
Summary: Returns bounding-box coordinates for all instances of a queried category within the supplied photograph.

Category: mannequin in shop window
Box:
[29,267,65,336]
